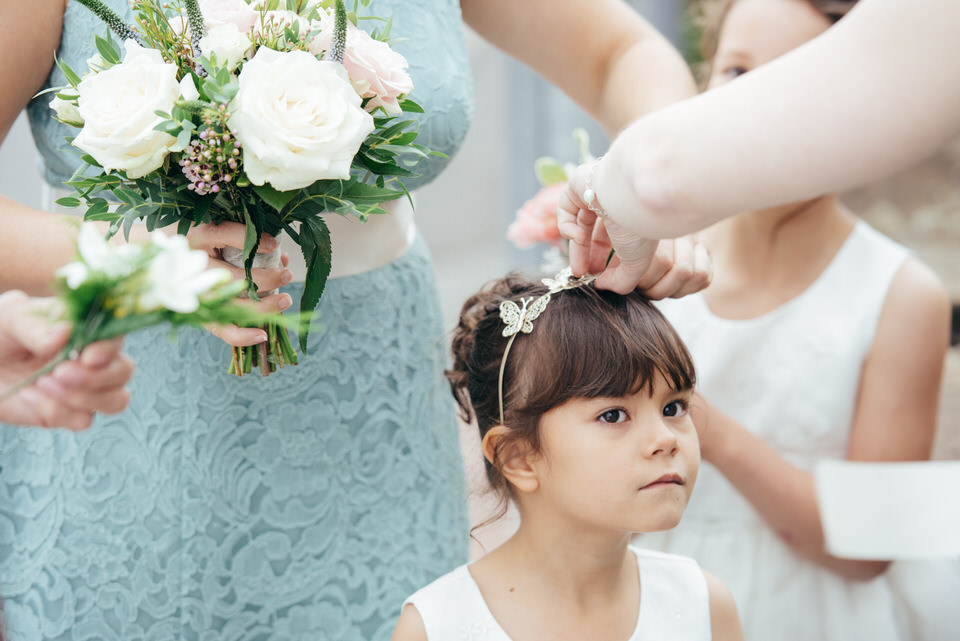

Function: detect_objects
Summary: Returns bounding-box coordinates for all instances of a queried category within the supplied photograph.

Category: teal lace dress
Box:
[4,2,473,639]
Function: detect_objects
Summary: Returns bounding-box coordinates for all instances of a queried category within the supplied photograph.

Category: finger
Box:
[596,260,651,295]
[586,219,614,275]
[633,240,675,291]
[642,240,695,300]
[18,386,94,431]
[233,292,294,314]
[204,293,292,347]
[77,338,125,369]
[188,222,279,254]
[208,258,292,293]
[54,352,135,393]
[207,323,268,347]
[0,292,70,360]
[672,241,713,298]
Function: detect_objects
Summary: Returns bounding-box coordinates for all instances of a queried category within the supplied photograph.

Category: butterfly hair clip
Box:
[541,266,598,294]
[495,267,598,424]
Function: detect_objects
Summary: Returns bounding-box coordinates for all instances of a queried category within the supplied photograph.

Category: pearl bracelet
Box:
[582,157,606,218]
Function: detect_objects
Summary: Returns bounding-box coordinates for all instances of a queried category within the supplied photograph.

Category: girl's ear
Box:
[481,425,540,494]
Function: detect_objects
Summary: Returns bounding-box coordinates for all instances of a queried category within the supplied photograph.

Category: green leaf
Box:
[80,154,103,168]
[55,196,81,208]
[253,183,298,214]
[398,98,424,113]
[534,157,568,187]
[241,208,262,301]
[94,33,121,64]
[56,53,82,87]
[297,215,331,353]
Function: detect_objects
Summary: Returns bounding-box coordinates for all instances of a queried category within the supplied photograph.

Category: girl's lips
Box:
[640,473,684,490]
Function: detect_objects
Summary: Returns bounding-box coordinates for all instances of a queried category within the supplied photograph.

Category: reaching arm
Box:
[560,0,960,282]
[461,0,697,134]
[696,258,949,580]
[601,0,960,235]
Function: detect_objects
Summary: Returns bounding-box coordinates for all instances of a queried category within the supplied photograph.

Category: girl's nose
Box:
[645,419,679,457]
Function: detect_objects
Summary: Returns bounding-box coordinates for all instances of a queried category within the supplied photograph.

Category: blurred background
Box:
[1,1,957,545]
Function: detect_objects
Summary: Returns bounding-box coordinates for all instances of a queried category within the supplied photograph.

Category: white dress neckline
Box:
[460,550,645,641]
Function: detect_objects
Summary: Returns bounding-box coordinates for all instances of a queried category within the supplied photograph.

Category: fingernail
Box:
[280,270,293,285]
[279,295,292,310]
[261,237,278,252]
[257,331,268,342]
[81,348,111,369]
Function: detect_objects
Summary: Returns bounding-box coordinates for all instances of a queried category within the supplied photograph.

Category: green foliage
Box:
[73,0,141,44]
[57,0,435,366]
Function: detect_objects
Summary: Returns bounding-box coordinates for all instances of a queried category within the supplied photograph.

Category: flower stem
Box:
[0,348,73,404]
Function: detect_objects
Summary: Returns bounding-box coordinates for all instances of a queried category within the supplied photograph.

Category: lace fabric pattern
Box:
[12,1,474,638]
[0,236,469,640]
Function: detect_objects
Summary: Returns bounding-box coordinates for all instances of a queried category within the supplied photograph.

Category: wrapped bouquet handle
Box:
[219,245,297,376]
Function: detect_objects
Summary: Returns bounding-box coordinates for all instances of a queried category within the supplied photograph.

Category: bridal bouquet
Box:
[507,129,597,273]
[0,222,295,402]
[49,0,432,375]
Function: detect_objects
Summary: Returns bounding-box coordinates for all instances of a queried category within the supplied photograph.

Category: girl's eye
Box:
[598,408,628,424]
[663,399,689,418]
[723,65,748,79]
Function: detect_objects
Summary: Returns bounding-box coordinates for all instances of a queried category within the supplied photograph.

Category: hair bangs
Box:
[506,287,696,418]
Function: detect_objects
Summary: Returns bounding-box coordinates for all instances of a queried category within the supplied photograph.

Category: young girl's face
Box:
[709,0,832,89]
[531,376,699,534]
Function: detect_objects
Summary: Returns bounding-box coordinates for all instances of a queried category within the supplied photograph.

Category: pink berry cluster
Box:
[179,126,240,196]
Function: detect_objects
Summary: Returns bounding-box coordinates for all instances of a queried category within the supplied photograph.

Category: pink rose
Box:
[507,182,566,249]
[200,0,258,32]
[310,18,413,115]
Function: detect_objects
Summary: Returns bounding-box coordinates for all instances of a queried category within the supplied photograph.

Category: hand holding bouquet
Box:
[0,222,295,405]
[49,0,433,375]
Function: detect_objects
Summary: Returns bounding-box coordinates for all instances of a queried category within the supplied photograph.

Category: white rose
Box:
[50,94,83,127]
[139,233,231,314]
[310,18,413,115]
[200,0,258,32]
[199,23,252,71]
[228,47,374,190]
[73,40,180,178]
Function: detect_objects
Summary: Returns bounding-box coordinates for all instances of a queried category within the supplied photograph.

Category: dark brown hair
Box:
[447,273,696,527]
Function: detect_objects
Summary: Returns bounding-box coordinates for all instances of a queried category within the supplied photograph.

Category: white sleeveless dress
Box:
[638,221,960,641]
[403,547,711,640]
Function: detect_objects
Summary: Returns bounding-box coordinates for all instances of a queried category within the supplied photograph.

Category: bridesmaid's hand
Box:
[557,163,711,298]
[186,223,294,346]
[0,291,134,430]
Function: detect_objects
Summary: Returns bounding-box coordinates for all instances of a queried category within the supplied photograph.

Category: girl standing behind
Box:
[392,272,743,641]
[637,1,956,639]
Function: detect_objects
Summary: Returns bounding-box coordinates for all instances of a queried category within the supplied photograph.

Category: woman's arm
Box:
[460,0,697,133]
[594,0,960,236]
[697,258,950,580]
[462,0,711,296]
